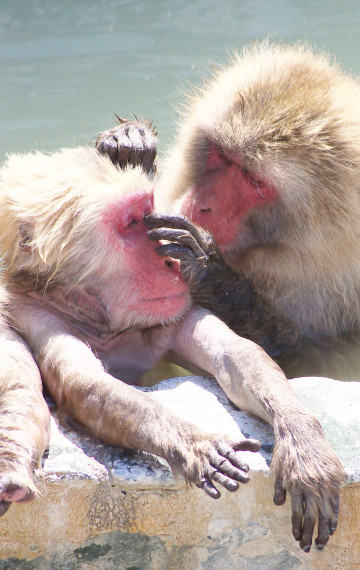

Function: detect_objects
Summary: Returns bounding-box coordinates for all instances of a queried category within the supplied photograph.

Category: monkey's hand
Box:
[169,435,261,499]
[95,116,157,174]
[146,213,302,356]
[145,213,233,291]
[272,416,345,552]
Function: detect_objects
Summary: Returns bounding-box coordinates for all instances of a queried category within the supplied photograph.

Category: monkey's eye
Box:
[116,218,141,234]
[245,170,265,188]
[250,176,262,187]
[127,219,139,228]
[206,144,228,171]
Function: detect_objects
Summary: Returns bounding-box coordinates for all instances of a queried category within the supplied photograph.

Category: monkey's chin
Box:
[219,230,256,258]
[134,292,191,327]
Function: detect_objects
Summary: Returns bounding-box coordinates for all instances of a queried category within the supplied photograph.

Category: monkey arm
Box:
[172,307,345,552]
[39,335,259,498]
[0,325,50,516]
[146,214,302,358]
[10,303,260,500]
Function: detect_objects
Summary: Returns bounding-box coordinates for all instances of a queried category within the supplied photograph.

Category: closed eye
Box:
[127,219,139,228]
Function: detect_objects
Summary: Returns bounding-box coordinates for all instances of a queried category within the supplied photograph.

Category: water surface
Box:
[1,0,360,160]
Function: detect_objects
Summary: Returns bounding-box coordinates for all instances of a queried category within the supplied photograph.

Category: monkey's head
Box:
[160,43,360,264]
[0,148,190,330]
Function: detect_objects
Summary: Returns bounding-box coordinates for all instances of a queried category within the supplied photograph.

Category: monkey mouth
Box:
[133,291,191,324]
[141,291,189,303]
[140,290,191,311]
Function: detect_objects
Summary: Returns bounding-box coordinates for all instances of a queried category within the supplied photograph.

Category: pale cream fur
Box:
[0,148,153,290]
[157,43,360,338]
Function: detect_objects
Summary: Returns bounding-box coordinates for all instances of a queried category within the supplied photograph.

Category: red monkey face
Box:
[0,148,190,332]
[98,186,190,330]
[179,142,277,249]
[165,44,360,258]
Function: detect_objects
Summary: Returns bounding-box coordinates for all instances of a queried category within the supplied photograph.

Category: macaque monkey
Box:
[153,43,360,381]
[0,147,265,514]
[0,286,50,516]
[94,43,352,552]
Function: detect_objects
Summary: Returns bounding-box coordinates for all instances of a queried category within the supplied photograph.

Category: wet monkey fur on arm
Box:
[95,43,354,552]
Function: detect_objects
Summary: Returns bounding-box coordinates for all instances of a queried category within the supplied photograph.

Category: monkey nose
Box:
[200,208,211,213]
[164,258,181,273]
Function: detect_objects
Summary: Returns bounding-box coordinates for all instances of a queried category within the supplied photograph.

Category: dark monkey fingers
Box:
[145,213,302,358]
[198,438,261,499]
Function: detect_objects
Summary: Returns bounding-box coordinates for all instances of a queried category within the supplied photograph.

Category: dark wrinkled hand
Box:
[146,214,303,356]
[145,213,224,286]
[95,116,157,174]
[273,473,341,552]
[198,437,261,499]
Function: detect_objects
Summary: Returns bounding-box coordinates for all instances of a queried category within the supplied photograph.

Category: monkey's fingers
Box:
[155,242,211,286]
[197,476,221,499]
[315,510,330,550]
[208,438,261,484]
[290,487,305,543]
[211,470,239,491]
[96,130,136,168]
[147,227,207,259]
[315,496,339,550]
[145,213,194,231]
[197,437,262,499]
[155,243,196,264]
[299,495,317,552]
[145,214,214,253]
[96,120,156,173]
[329,496,340,535]
[273,474,287,505]
[126,124,156,172]
[96,132,123,164]
[290,485,340,552]
[230,438,262,453]
[214,438,261,466]
[127,123,157,173]
[201,462,240,493]
[290,488,319,553]
[141,146,157,174]
[208,448,249,484]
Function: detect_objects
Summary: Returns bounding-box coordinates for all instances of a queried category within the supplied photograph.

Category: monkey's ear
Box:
[18,223,33,253]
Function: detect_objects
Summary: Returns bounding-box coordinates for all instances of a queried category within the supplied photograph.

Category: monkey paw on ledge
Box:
[0,376,359,570]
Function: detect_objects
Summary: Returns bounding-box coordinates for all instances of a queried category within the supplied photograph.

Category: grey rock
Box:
[0,375,358,570]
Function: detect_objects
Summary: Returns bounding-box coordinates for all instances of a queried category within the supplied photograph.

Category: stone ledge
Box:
[0,376,359,569]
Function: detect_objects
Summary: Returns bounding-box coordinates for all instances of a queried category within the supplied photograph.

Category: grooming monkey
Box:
[95,43,355,552]
[153,43,360,380]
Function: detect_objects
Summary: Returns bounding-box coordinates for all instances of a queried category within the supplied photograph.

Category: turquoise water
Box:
[1,0,360,161]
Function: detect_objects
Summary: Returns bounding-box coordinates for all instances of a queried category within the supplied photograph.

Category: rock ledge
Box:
[0,376,359,569]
